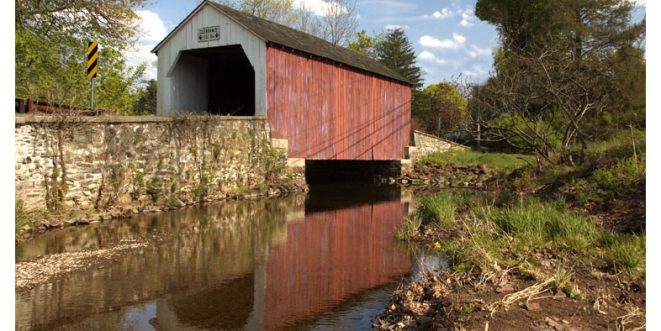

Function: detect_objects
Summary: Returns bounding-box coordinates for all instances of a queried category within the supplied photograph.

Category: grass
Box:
[401,190,645,278]
[488,198,598,253]
[395,216,422,241]
[418,149,536,174]
[417,192,457,226]
[600,232,646,275]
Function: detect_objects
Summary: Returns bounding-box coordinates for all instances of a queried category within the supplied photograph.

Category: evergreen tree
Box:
[374,29,423,89]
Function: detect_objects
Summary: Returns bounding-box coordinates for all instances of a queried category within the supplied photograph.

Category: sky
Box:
[126,0,647,86]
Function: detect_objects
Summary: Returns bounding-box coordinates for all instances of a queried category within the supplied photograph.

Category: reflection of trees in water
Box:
[16,195,411,331]
[171,273,255,330]
[16,197,298,331]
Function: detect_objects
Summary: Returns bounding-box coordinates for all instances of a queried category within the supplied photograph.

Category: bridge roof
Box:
[152,0,412,86]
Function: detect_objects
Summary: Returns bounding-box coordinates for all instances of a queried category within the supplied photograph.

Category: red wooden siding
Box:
[266,46,411,160]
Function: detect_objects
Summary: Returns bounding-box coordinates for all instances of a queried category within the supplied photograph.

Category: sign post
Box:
[86,41,98,113]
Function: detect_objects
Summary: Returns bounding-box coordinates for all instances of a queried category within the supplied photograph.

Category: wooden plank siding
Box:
[266,46,411,161]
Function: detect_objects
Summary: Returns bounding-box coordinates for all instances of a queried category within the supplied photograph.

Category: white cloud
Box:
[457,8,475,27]
[419,33,466,49]
[122,10,166,80]
[124,43,158,80]
[431,8,454,19]
[464,65,489,78]
[418,51,447,65]
[294,0,347,16]
[384,24,409,30]
[630,0,645,6]
[136,10,167,42]
[467,45,492,58]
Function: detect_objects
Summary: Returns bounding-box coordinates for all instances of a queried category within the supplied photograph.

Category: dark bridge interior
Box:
[182,45,255,116]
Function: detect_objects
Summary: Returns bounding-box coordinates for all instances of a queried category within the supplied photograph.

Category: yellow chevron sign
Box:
[86,41,98,79]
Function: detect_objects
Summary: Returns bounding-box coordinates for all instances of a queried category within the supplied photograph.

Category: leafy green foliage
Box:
[471,0,645,165]
[221,0,299,26]
[348,29,381,59]
[132,79,157,115]
[415,82,468,134]
[15,0,149,114]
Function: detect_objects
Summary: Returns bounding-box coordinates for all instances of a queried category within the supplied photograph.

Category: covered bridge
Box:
[152,0,412,160]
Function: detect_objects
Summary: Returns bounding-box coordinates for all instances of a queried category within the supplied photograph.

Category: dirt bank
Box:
[375,221,646,331]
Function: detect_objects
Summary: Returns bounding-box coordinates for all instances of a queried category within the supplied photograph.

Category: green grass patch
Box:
[417,192,457,226]
[489,198,598,253]
[419,149,535,174]
[413,190,645,278]
[600,232,646,276]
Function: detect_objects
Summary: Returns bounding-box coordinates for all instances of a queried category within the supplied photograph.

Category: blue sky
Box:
[127,0,645,86]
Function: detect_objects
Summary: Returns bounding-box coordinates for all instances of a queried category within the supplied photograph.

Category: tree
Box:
[470,0,645,165]
[348,30,381,59]
[321,0,358,46]
[133,79,157,115]
[294,4,324,38]
[417,83,468,135]
[222,0,299,26]
[374,28,422,89]
[15,0,148,114]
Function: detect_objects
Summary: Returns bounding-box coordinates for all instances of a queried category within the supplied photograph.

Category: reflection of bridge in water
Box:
[16,186,414,331]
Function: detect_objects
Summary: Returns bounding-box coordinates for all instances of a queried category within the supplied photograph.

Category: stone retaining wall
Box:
[15,115,294,214]
[412,130,467,159]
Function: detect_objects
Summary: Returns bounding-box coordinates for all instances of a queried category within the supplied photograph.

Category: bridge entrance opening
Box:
[174,45,255,116]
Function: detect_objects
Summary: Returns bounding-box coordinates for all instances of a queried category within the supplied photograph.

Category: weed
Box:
[16,200,28,240]
[132,171,145,200]
[146,177,163,202]
[489,198,597,253]
[395,216,422,240]
[85,206,95,218]
[417,192,456,226]
[603,232,645,276]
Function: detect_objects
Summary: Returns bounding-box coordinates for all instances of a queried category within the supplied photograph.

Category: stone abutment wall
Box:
[15,115,296,215]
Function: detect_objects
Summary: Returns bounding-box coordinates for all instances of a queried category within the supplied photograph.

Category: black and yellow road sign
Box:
[86,41,98,79]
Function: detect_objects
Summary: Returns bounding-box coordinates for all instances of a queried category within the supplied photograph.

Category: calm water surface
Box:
[16,184,445,330]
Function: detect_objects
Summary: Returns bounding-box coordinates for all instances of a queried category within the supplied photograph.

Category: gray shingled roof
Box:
[153,0,412,85]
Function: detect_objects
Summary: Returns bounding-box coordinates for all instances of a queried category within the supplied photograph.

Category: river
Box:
[16,184,445,330]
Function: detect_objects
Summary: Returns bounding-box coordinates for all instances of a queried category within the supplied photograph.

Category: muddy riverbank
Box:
[375,187,646,330]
